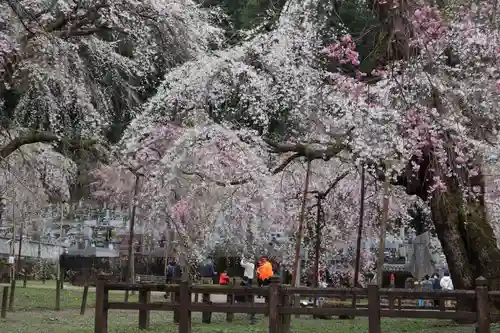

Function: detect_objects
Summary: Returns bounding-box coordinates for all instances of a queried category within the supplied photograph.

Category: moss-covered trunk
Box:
[396,144,500,311]
[403,166,500,310]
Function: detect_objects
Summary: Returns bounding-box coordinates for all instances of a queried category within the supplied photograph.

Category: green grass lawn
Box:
[0,281,165,311]
[0,282,494,332]
[0,310,490,333]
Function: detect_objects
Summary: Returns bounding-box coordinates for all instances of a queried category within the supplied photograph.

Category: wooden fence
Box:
[94,276,496,333]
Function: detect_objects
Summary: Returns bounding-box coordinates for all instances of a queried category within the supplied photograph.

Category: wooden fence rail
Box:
[94,276,494,333]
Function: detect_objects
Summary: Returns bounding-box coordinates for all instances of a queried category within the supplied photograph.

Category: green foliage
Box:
[201,0,287,43]
[320,0,384,74]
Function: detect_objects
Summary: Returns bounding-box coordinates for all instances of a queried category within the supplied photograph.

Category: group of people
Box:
[215,256,274,324]
[409,271,454,308]
[218,256,274,288]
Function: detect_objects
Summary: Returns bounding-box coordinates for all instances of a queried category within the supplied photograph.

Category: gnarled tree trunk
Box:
[400,160,500,309]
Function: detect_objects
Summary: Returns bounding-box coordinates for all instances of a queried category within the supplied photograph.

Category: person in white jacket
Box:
[240,257,255,286]
[440,271,454,307]
[440,271,453,290]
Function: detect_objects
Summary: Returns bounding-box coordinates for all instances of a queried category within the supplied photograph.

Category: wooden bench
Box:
[135,274,165,284]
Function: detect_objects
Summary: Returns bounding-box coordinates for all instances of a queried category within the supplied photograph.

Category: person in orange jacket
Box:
[256,257,273,287]
[219,271,230,285]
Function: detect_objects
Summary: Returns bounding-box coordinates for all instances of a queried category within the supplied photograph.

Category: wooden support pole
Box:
[138,288,151,329]
[1,286,8,319]
[80,284,89,315]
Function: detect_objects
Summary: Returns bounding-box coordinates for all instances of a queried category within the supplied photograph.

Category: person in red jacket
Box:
[219,271,230,285]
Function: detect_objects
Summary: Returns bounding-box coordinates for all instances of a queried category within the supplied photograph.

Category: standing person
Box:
[440,271,454,307]
[240,256,255,286]
[390,273,396,288]
[421,275,433,307]
[165,260,176,284]
[404,276,414,289]
[199,257,216,303]
[256,256,273,287]
[235,276,256,324]
[256,256,273,303]
[431,273,441,308]
[199,257,217,284]
[164,259,181,300]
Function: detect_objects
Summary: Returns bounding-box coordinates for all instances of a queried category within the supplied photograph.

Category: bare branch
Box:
[181,170,252,187]
[320,170,350,198]
[272,153,301,174]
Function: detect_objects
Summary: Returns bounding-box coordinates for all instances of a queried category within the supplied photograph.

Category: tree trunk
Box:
[400,160,500,310]
[429,179,500,295]
[353,165,366,288]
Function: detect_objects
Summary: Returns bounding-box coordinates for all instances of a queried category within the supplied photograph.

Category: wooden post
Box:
[1,286,8,319]
[367,283,381,333]
[268,277,280,333]
[388,294,394,311]
[173,278,180,324]
[23,270,27,288]
[281,291,291,333]
[80,284,89,315]
[57,202,64,292]
[179,280,191,333]
[226,279,235,322]
[8,278,15,311]
[94,276,109,333]
[439,292,446,311]
[56,272,61,311]
[138,288,151,329]
[201,278,212,323]
[476,277,490,333]
[60,269,64,290]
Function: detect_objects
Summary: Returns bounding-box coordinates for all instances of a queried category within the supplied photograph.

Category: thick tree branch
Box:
[0,130,98,159]
[264,138,348,162]
[0,131,59,158]
[57,26,113,38]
